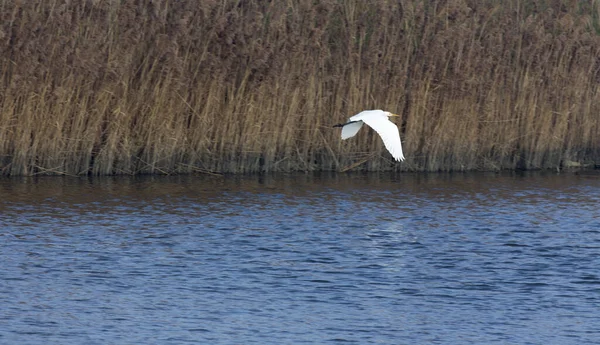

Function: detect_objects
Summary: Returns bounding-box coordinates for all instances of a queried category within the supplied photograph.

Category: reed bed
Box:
[0,0,599,175]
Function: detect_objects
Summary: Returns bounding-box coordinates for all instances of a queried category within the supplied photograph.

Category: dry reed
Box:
[0,0,599,175]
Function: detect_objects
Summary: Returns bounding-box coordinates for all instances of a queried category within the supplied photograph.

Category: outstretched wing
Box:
[360,116,405,161]
[341,121,363,139]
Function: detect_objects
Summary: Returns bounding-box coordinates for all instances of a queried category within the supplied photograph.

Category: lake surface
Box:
[1,172,599,344]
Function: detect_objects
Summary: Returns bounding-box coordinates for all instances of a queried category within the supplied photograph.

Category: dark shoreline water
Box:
[1,172,599,344]
[1,169,598,198]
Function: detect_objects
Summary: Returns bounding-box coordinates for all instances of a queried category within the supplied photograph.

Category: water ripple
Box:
[0,172,599,344]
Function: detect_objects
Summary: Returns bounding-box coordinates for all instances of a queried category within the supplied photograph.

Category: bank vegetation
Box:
[1,0,599,175]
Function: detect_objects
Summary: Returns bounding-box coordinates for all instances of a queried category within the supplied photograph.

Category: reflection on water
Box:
[1,172,599,344]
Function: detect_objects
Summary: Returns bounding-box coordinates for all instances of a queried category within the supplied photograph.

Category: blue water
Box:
[1,172,599,344]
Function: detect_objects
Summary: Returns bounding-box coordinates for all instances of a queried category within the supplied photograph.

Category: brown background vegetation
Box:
[1,0,599,175]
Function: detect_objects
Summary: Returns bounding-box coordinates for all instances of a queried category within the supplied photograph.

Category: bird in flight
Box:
[333,110,405,161]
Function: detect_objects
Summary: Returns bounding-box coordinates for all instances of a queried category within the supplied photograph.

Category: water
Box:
[1,172,599,344]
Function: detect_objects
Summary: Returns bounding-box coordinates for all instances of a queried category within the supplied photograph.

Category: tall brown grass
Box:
[0,0,599,175]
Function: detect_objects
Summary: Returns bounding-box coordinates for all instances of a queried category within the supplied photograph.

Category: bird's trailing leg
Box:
[333,120,360,128]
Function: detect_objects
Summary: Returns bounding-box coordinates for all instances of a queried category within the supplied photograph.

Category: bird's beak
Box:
[390,113,400,117]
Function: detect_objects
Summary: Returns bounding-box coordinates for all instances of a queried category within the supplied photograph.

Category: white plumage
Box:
[334,110,405,161]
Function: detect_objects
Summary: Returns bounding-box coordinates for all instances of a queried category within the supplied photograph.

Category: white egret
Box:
[333,110,405,161]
